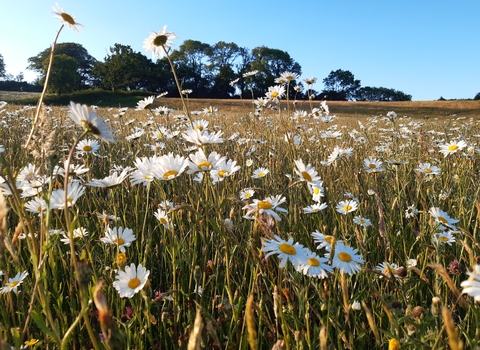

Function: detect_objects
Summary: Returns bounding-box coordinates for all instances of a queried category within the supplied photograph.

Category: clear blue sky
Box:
[1,0,479,101]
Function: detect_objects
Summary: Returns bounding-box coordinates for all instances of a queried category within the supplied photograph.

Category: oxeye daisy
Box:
[0,271,28,294]
[309,182,325,202]
[210,159,240,181]
[428,207,460,229]
[87,168,131,188]
[363,157,385,173]
[143,25,177,58]
[245,159,254,167]
[405,204,419,219]
[76,139,100,155]
[416,163,441,176]
[187,149,225,174]
[154,208,172,229]
[296,249,332,278]
[136,96,155,111]
[460,265,480,302]
[192,119,209,131]
[243,195,287,222]
[52,3,83,32]
[375,262,400,279]
[432,231,456,246]
[68,102,116,142]
[294,159,321,184]
[252,167,269,179]
[265,85,286,101]
[59,227,88,245]
[101,227,136,253]
[49,181,85,210]
[113,263,150,298]
[156,153,188,180]
[182,128,224,145]
[311,230,340,252]
[335,200,358,215]
[261,235,307,268]
[303,202,328,214]
[130,156,160,186]
[239,189,255,200]
[25,196,47,215]
[328,242,364,275]
[439,140,467,157]
[353,216,371,227]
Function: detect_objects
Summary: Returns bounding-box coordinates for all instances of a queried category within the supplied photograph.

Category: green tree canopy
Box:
[45,54,80,94]
[27,42,96,88]
[356,86,412,101]
[322,69,361,101]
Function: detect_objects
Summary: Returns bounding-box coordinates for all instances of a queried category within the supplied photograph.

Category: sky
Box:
[1,0,479,101]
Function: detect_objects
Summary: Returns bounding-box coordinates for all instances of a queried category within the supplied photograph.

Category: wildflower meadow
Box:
[1,4,480,350]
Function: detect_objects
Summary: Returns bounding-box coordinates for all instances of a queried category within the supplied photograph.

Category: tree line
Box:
[0,44,415,101]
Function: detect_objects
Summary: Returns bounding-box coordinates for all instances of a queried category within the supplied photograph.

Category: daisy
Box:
[0,271,28,294]
[159,200,175,211]
[405,204,419,218]
[52,3,83,32]
[182,128,224,145]
[432,231,456,246]
[156,153,188,180]
[101,227,136,253]
[261,235,307,268]
[309,182,325,202]
[416,163,441,176]
[280,71,300,82]
[246,159,253,167]
[187,149,225,174]
[135,96,155,110]
[192,119,209,131]
[210,159,240,181]
[126,128,146,142]
[252,167,269,179]
[113,263,150,298]
[150,142,165,152]
[439,140,467,157]
[143,25,177,58]
[87,168,131,188]
[311,230,340,252]
[76,139,100,155]
[353,216,371,227]
[130,156,159,186]
[328,242,364,275]
[296,249,332,278]
[294,159,321,184]
[428,207,460,229]
[376,262,400,278]
[363,157,385,173]
[265,85,286,101]
[303,202,328,214]
[17,164,38,182]
[460,265,480,302]
[239,189,255,200]
[59,227,88,245]
[49,182,85,210]
[68,102,116,142]
[243,195,287,221]
[25,196,47,215]
[202,106,217,115]
[335,200,358,215]
[154,208,171,229]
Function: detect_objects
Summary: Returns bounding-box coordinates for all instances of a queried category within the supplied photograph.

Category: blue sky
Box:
[1,0,479,100]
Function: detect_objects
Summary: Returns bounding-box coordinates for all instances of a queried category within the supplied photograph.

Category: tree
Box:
[92,44,154,92]
[322,69,360,101]
[169,40,212,97]
[356,86,412,101]
[474,92,480,100]
[0,54,5,79]
[45,54,80,94]
[27,43,96,89]
[249,46,302,97]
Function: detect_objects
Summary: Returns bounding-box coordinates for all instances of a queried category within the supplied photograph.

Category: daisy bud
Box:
[431,297,442,317]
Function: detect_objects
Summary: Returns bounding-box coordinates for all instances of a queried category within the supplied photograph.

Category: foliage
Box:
[44,54,80,94]
[322,69,361,101]
[356,86,412,101]
[474,92,480,100]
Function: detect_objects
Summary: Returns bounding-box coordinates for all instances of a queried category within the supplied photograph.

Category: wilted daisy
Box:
[363,157,385,173]
[294,159,321,184]
[59,227,88,245]
[156,153,188,180]
[328,242,364,275]
[243,195,287,221]
[439,140,467,157]
[76,139,100,155]
[296,249,332,278]
[416,163,441,176]
[460,265,480,302]
[143,25,177,58]
[52,3,83,32]
[432,231,456,246]
[239,189,255,200]
[376,262,400,278]
[252,167,269,179]
[0,271,28,294]
[261,235,307,268]
[113,263,150,298]
[335,200,358,215]
[101,227,136,253]
[303,202,328,214]
[353,216,371,227]
[68,102,116,142]
[428,207,460,229]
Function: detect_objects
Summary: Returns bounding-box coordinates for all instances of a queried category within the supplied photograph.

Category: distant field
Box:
[1,90,479,119]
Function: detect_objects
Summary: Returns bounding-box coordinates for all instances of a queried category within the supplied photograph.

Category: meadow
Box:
[1,5,480,350]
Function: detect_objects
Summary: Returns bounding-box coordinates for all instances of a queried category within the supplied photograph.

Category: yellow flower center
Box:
[343,205,352,212]
[438,216,448,224]
[145,172,153,180]
[258,201,272,210]
[128,278,141,289]
[61,12,76,25]
[301,171,312,182]
[270,92,279,98]
[258,172,265,177]
[245,192,252,198]
[279,243,296,255]
[314,188,320,195]
[153,35,168,46]
[197,161,212,170]
[195,126,203,131]
[157,133,163,138]
[83,145,93,152]
[114,238,125,245]
[9,281,19,288]
[160,217,168,225]
[338,252,352,262]
[115,253,127,265]
[369,163,377,168]
[163,170,179,179]
[439,235,449,242]
[307,257,320,267]
[424,169,432,173]
[447,145,458,151]
[325,235,334,244]
[218,170,228,177]
[37,206,43,212]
